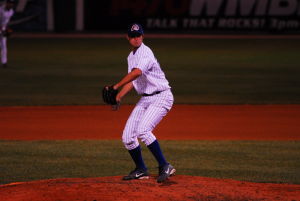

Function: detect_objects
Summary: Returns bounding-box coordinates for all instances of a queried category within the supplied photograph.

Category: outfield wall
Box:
[9,0,300,34]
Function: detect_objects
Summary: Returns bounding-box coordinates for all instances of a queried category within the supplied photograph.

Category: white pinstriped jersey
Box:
[127,43,171,95]
[123,42,174,151]
[0,5,14,31]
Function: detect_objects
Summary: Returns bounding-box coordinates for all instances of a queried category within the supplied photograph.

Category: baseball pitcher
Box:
[103,23,175,183]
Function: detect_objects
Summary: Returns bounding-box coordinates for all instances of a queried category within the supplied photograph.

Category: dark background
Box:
[8,0,300,33]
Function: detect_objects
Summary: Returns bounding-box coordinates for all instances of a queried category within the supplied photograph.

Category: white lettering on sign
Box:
[147,18,178,29]
[218,18,266,29]
[270,18,300,30]
[189,0,299,16]
[183,18,215,28]
[269,0,298,16]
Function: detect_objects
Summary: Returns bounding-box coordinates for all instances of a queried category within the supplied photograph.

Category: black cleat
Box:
[157,163,176,183]
[123,168,149,180]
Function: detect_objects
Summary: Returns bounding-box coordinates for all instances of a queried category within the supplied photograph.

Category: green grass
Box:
[0,37,299,105]
[0,140,299,185]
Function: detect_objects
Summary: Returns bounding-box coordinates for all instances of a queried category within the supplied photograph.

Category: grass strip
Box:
[0,38,299,105]
[0,140,299,185]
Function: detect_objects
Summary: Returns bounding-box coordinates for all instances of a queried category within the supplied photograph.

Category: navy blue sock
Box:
[128,145,147,170]
[147,140,168,167]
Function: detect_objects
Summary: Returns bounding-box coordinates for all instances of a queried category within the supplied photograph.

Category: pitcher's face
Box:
[128,35,143,48]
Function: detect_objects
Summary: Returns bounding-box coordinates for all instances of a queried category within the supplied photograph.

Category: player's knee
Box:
[136,127,156,146]
[122,131,139,150]
[122,139,139,150]
[136,126,149,136]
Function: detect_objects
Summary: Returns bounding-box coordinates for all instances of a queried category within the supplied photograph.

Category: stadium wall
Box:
[9,0,300,34]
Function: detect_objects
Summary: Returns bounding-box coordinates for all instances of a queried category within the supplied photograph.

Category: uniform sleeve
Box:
[135,56,151,74]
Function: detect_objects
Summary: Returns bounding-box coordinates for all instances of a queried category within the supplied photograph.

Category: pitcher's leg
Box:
[1,37,7,65]
[122,105,147,172]
[136,105,170,166]
[122,105,145,150]
[137,105,169,146]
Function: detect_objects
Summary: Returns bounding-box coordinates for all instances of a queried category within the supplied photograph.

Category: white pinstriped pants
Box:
[122,89,174,150]
[0,36,7,64]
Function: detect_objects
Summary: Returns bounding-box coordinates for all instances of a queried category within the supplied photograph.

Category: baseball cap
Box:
[127,23,144,37]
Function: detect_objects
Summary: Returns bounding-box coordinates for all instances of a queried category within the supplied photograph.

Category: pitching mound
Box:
[1,176,299,201]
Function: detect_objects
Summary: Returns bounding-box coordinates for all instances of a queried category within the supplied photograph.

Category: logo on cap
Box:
[131,24,140,32]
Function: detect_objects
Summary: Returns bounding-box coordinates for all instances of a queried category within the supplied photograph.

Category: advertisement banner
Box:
[85,0,300,33]
[6,0,300,33]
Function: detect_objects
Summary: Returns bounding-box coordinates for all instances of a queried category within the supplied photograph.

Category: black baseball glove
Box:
[102,86,118,105]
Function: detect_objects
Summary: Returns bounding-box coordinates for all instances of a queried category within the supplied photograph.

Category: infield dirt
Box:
[0,105,300,200]
[1,176,300,201]
[0,105,299,140]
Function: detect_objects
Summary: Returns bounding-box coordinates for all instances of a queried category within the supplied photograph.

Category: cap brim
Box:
[128,32,142,38]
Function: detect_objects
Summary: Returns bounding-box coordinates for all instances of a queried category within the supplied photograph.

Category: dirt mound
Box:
[1,176,299,201]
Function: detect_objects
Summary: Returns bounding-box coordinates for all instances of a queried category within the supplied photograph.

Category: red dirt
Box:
[0,105,299,140]
[0,105,300,201]
[1,176,299,201]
